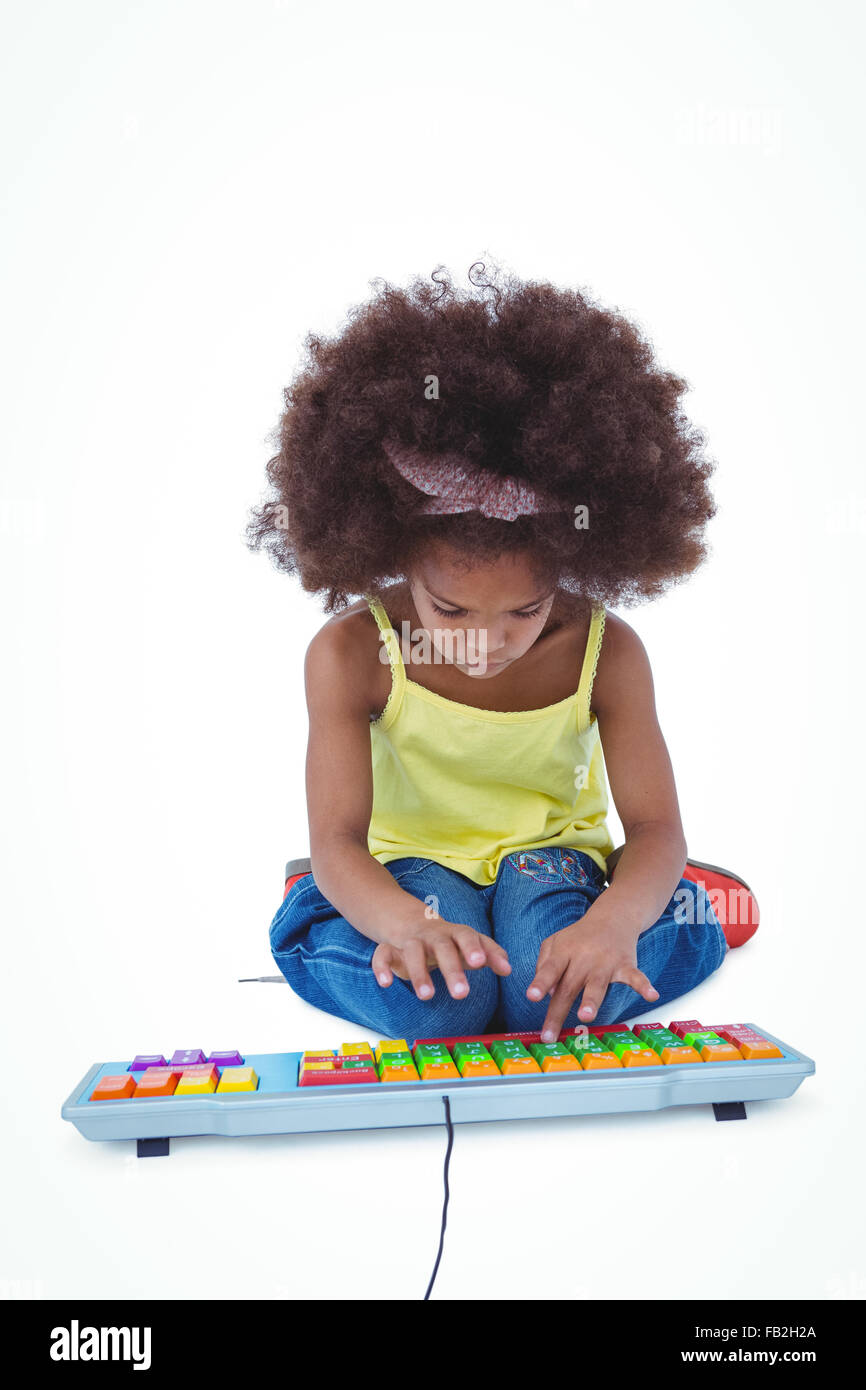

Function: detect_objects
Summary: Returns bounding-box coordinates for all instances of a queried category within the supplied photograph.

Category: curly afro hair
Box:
[247,261,717,613]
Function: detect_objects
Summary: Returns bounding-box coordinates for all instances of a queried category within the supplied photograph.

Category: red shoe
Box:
[681,859,760,948]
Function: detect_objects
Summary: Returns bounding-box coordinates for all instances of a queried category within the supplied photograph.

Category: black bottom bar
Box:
[137,1136,170,1157]
[713,1101,747,1121]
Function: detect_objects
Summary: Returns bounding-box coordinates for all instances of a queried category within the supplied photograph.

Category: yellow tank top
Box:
[364,593,615,886]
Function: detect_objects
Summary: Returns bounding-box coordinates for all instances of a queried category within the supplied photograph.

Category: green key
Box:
[341,1057,374,1070]
[565,1034,606,1056]
[529,1042,570,1062]
[490,1041,530,1064]
[414,1044,451,1061]
[611,1038,648,1059]
[643,1031,680,1054]
[683,1030,723,1050]
[377,1050,414,1073]
[452,1042,493,1062]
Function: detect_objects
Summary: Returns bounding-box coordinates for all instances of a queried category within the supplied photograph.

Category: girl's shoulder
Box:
[303,594,393,722]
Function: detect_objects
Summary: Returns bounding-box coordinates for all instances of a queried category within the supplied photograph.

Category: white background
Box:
[2,0,864,1301]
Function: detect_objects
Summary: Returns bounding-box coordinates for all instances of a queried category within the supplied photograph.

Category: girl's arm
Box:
[591,612,689,925]
[302,617,510,999]
[527,612,687,1036]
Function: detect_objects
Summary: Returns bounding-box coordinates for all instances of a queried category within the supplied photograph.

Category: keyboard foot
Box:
[137,1137,170,1157]
[713,1101,747,1122]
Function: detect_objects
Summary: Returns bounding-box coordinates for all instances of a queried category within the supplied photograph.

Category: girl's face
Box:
[408,547,558,679]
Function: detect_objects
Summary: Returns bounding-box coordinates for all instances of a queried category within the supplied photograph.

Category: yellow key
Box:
[216,1066,259,1092]
[302,1050,335,1063]
[340,1042,374,1056]
[175,1067,218,1095]
[301,1060,337,1072]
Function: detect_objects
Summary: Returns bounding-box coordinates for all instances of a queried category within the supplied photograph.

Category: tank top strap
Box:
[575,604,606,733]
[364,592,406,727]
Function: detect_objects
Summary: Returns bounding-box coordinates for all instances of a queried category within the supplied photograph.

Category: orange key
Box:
[461,1059,500,1078]
[380,1064,420,1082]
[700,1042,743,1062]
[419,1061,460,1080]
[134,1069,180,1097]
[737,1039,783,1059]
[501,1056,542,1075]
[90,1074,137,1101]
[621,1048,660,1067]
[541,1054,580,1073]
[660,1045,702,1064]
[580,1051,621,1070]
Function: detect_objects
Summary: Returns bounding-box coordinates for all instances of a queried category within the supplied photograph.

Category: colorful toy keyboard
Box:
[61,1020,814,1156]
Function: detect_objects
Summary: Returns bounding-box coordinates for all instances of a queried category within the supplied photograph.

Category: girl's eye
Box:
[430,602,544,621]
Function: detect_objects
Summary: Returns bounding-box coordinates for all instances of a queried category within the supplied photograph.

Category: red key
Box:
[298,1066,378,1086]
[669,1019,704,1039]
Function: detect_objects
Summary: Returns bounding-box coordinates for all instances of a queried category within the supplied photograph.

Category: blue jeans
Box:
[268,847,729,1039]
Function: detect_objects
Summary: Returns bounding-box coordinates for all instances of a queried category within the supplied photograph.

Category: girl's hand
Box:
[527,914,659,1042]
[372,920,511,1002]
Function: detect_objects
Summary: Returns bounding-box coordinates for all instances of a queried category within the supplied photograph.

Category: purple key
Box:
[170,1048,206,1066]
[128,1054,168,1072]
[207,1050,244,1067]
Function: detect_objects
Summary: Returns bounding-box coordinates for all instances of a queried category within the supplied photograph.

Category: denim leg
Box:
[490,848,728,1031]
[597,878,729,1025]
[268,857,500,1039]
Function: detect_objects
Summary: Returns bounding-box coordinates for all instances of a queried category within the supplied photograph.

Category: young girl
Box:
[249,263,731,1046]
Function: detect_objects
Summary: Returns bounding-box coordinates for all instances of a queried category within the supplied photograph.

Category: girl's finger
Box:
[451,927,512,976]
[575,971,611,1023]
[430,936,470,1000]
[371,944,394,988]
[540,971,586,1042]
[400,937,437,1001]
[525,954,562,1004]
[615,967,659,1002]
[451,926,494,971]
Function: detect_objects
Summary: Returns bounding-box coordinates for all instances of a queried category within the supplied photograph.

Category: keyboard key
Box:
[500,1056,542,1075]
[418,1059,460,1081]
[620,1048,660,1067]
[216,1067,258,1092]
[540,1053,581,1073]
[380,1063,420,1082]
[340,1042,374,1056]
[699,1042,743,1062]
[737,1039,783,1060]
[90,1074,137,1101]
[171,1049,206,1067]
[375,1039,410,1062]
[208,1051,244,1067]
[134,1069,180,1097]
[579,1051,621,1070]
[128,1054,167,1072]
[668,1019,704,1039]
[660,1046,702,1064]
[175,1064,219,1094]
[461,1059,501,1077]
[299,1064,378,1086]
